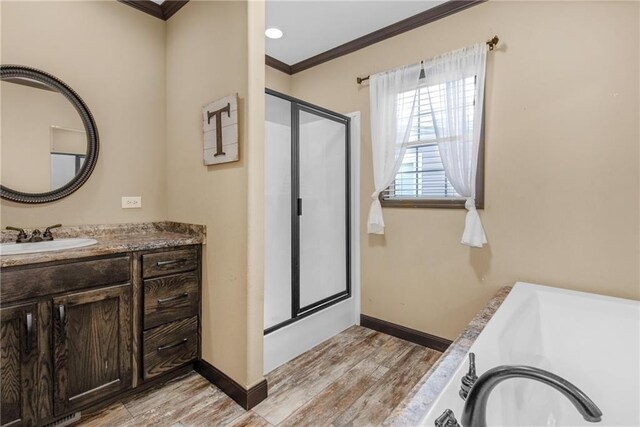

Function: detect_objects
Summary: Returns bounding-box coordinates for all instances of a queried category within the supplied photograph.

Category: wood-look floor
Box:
[77,326,441,427]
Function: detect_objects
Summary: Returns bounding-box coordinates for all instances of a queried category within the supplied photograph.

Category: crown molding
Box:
[266,0,486,75]
[118,0,189,21]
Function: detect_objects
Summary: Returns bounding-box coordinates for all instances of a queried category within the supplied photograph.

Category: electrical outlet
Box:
[121,196,142,209]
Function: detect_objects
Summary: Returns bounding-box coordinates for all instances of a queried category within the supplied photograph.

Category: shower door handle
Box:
[297,198,302,216]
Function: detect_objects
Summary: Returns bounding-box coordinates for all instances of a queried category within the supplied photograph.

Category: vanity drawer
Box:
[142,248,197,279]
[1,256,130,304]
[143,316,198,380]
[143,273,199,329]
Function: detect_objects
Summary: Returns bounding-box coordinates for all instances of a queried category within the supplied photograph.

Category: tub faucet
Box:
[461,365,602,427]
[435,409,460,427]
[459,352,478,399]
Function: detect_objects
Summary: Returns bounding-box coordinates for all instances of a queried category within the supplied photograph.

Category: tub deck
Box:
[388,282,640,427]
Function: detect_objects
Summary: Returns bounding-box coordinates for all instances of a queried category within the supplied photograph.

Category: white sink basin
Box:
[0,238,98,255]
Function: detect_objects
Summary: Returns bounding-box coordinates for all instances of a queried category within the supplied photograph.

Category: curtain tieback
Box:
[371,191,379,200]
[465,197,476,211]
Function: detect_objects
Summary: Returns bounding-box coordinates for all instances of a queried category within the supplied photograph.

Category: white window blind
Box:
[382,76,476,200]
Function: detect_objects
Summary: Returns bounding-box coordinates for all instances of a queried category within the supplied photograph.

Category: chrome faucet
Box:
[461,365,602,427]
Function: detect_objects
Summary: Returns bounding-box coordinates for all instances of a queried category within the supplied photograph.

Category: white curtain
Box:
[423,43,488,247]
[367,63,422,234]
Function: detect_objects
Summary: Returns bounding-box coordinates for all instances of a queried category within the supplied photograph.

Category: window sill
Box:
[380,198,484,209]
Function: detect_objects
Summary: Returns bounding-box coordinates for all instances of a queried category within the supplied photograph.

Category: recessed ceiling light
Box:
[265,28,284,39]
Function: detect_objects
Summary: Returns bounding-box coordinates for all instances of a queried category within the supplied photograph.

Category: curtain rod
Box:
[356,36,499,85]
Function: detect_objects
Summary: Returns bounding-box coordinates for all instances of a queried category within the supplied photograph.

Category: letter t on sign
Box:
[202,94,239,165]
[207,103,230,157]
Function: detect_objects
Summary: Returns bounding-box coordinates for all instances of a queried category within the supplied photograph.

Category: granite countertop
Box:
[384,286,513,427]
[0,221,206,268]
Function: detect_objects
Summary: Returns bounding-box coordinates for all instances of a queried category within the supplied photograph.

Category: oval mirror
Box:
[0,65,99,203]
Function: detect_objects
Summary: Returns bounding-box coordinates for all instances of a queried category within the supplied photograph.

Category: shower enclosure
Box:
[264,90,357,372]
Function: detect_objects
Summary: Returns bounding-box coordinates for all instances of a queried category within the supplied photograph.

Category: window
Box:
[381,77,484,208]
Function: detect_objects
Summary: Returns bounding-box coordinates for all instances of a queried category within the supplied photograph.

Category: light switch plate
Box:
[121,196,142,209]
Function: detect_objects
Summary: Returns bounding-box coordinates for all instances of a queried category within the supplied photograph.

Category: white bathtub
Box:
[423,282,640,427]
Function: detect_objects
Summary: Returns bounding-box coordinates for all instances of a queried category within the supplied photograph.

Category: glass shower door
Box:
[296,106,350,314]
[264,90,350,334]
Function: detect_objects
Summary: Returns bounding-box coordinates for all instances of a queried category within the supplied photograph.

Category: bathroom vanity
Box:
[0,222,204,427]
[0,67,208,427]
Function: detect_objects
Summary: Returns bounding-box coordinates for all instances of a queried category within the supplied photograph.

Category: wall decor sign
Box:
[202,94,238,165]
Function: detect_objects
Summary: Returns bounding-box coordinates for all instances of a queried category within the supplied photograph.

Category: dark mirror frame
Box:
[0,65,99,204]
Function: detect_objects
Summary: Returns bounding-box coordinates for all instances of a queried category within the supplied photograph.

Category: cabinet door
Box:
[53,284,132,415]
[1,303,43,427]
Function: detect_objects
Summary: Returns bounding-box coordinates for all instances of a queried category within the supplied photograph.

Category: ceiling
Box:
[265,1,447,65]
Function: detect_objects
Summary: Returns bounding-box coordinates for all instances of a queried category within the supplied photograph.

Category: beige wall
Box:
[0,1,167,227]
[269,0,640,340]
[166,0,263,387]
[265,66,291,95]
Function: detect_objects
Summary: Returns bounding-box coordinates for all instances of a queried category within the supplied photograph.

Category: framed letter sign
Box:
[202,94,238,165]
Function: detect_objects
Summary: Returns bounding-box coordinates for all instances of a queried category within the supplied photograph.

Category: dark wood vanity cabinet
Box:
[0,302,50,427]
[0,244,202,427]
[52,284,132,414]
[140,247,200,380]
